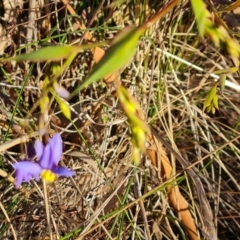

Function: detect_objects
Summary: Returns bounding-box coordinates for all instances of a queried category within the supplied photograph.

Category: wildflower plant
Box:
[13,134,75,188]
[117,85,149,165]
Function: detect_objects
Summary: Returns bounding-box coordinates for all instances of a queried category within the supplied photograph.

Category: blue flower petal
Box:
[14,171,24,188]
[52,167,75,177]
[39,143,51,169]
[13,161,42,188]
[54,84,70,99]
[49,134,63,166]
[35,140,44,161]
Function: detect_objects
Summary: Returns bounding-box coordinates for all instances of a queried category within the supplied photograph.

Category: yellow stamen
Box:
[41,169,56,183]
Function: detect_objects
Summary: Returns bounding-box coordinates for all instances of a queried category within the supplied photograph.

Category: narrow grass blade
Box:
[71,26,145,96]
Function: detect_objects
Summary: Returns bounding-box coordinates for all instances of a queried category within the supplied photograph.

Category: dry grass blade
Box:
[136,105,199,240]
[151,128,217,240]
[1,0,240,239]
[0,201,17,240]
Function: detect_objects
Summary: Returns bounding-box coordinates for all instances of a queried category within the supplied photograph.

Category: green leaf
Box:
[4,42,106,62]
[219,74,226,95]
[203,83,217,112]
[117,85,149,165]
[213,67,238,75]
[58,98,71,119]
[51,63,62,75]
[118,85,138,115]
[40,95,49,113]
[190,0,210,37]
[213,95,219,110]
[7,46,80,62]
[226,38,240,57]
[71,26,145,96]
[203,83,219,114]
[206,27,220,47]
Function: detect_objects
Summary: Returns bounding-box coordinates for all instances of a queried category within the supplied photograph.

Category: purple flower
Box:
[54,83,70,99]
[13,134,75,188]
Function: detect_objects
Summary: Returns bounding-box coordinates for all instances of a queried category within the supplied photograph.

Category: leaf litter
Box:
[0,0,240,239]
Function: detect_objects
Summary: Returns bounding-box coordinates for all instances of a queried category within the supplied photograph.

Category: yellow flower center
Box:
[41,169,56,182]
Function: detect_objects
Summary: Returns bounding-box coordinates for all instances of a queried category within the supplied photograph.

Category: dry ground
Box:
[0,0,240,239]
